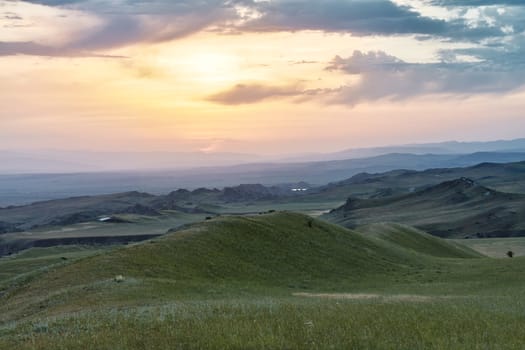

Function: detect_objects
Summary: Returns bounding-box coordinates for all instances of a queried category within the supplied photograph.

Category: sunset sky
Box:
[2,0,525,156]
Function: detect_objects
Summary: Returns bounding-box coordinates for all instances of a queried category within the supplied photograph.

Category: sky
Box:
[1,0,525,156]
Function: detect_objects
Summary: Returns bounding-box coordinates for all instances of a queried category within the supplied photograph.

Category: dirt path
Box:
[293,292,433,302]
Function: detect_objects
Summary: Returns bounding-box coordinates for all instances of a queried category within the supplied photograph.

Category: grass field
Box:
[0,245,113,285]
[1,212,524,349]
[455,236,525,258]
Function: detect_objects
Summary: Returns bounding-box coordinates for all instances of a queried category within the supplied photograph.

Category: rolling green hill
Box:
[5,212,525,349]
[324,177,525,238]
[355,223,483,258]
[0,212,480,322]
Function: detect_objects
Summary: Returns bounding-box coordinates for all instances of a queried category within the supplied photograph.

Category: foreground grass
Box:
[2,295,525,350]
[2,212,525,349]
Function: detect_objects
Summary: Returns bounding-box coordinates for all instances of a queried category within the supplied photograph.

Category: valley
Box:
[1,157,525,349]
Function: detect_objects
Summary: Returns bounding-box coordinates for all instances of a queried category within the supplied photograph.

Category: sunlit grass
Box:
[2,213,525,349]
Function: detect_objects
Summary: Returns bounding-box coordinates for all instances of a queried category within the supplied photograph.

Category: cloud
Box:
[0,40,124,57]
[18,0,84,4]
[325,50,525,105]
[326,51,405,74]
[207,83,306,105]
[431,0,525,6]
[208,48,525,107]
[0,0,239,56]
[241,0,450,36]
[238,0,521,42]
[4,0,524,58]
[4,11,22,20]
[64,0,240,49]
[0,41,78,56]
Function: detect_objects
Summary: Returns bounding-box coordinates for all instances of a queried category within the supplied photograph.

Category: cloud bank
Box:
[3,0,525,106]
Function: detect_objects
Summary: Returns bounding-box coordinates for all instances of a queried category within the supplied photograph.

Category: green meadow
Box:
[1,212,524,349]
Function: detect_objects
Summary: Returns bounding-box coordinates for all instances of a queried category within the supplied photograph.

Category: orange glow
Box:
[1,11,524,155]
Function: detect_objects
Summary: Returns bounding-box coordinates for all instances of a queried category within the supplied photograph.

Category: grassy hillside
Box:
[455,236,525,258]
[1,212,483,319]
[308,160,525,202]
[355,223,483,258]
[4,212,525,349]
[325,177,525,238]
[0,211,210,257]
[0,245,112,286]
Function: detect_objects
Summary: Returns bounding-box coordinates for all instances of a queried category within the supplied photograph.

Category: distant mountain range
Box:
[3,160,525,235]
[0,183,310,233]
[282,138,525,162]
[310,160,525,201]
[2,151,525,206]
[324,177,525,239]
[2,159,525,256]
[2,138,525,175]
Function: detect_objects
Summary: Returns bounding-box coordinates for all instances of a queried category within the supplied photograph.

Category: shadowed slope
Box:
[356,223,483,258]
[325,178,525,238]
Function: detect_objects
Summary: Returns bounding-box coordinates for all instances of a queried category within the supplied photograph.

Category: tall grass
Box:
[2,296,525,349]
[2,213,525,349]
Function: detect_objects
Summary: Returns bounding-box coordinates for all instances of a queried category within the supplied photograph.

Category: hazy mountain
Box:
[324,178,525,238]
[0,150,263,174]
[3,138,525,174]
[0,182,310,233]
[310,160,525,201]
[284,138,525,162]
[2,152,525,206]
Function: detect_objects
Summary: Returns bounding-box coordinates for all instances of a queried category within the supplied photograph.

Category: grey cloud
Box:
[291,60,318,65]
[325,50,525,105]
[242,0,449,36]
[445,34,525,68]
[0,41,72,56]
[24,0,518,43]
[18,0,84,5]
[208,49,525,106]
[5,0,524,60]
[0,0,239,56]
[431,1,525,6]
[326,51,405,73]
[0,41,125,57]
[75,10,235,50]
[4,11,22,19]
[207,83,305,105]
[20,0,235,15]
[240,0,520,42]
